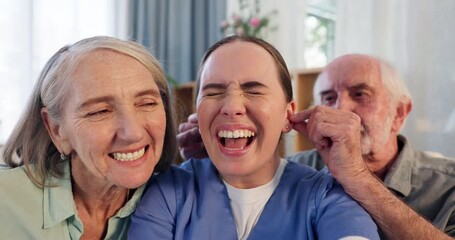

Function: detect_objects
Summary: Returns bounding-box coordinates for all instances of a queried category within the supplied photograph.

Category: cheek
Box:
[71,120,106,144]
[196,101,216,134]
[145,110,167,137]
[63,121,114,161]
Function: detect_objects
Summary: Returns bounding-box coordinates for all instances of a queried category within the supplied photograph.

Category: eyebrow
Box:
[319,83,373,96]
[77,89,161,110]
[240,81,267,90]
[201,81,267,91]
[349,83,373,92]
[201,83,227,91]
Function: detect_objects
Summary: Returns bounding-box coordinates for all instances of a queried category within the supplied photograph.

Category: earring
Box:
[285,125,290,130]
[60,152,68,160]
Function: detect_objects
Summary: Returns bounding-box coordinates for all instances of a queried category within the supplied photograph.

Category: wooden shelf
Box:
[293,68,322,152]
[173,82,196,126]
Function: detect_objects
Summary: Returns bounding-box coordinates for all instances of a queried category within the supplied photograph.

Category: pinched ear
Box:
[392,100,412,133]
[283,100,296,133]
[41,108,71,154]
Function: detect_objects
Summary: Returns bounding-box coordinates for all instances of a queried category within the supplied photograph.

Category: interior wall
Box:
[335,0,455,157]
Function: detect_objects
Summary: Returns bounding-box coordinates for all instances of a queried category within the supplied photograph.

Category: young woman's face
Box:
[52,50,166,189]
[196,41,294,189]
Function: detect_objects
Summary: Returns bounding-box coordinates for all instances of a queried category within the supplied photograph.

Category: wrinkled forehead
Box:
[314,56,383,93]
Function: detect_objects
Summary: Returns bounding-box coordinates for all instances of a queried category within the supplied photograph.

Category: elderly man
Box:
[177,54,455,239]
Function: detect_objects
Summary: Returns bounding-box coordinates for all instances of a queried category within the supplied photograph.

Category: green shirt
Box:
[0,161,146,239]
[287,135,455,236]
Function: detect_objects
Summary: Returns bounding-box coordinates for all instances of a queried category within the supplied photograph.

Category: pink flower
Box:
[220,20,229,29]
[249,17,261,28]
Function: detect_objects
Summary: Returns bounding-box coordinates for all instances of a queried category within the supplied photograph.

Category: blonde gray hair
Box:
[2,36,176,186]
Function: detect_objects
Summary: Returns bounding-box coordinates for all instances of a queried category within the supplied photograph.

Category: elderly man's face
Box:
[313,55,398,159]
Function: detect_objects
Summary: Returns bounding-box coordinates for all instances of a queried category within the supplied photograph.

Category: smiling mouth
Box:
[218,129,256,150]
[109,146,147,161]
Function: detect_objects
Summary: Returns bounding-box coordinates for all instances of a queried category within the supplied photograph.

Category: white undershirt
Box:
[223,159,287,240]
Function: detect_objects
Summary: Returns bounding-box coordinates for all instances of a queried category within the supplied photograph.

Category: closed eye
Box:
[245,90,263,95]
[140,101,158,107]
[203,91,225,97]
[85,109,112,121]
[87,109,110,116]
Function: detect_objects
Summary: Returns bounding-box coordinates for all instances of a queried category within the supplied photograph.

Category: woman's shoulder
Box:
[0,165,34,189]
[179,158,214,172]
[144,165,196,203]
[149,159,217,195]
[285,160,332,182]
[0,166,45,226]
[282,160,339,198]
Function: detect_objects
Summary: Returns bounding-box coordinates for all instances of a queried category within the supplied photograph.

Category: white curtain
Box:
[335,0,455,157]
[0,0,127,144]
[226,0,308,71]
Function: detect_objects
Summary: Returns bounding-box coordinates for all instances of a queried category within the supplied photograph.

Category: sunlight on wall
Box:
[0,0,125,143]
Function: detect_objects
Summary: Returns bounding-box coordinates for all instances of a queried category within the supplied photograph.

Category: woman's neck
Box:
[71,171,131,239]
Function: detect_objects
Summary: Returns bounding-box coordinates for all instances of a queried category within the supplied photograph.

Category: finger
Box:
[289,108,314,123]
[187,113,198,123]
[291,121,309,137]
[290,108,314,136]
[177,127,202,147]
[178,122,198,133]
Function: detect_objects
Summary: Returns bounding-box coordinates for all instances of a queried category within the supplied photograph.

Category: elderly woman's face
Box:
[196,41,294,188]
[55,50,166,189]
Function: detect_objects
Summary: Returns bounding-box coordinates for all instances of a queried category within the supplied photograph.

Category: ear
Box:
[392,100,412,133]
[41,108,70,154]
[282,100,296,133]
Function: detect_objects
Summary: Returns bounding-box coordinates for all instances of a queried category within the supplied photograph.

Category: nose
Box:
[116,111,143,143]
[221,93,246,118]
[334,94,354,112]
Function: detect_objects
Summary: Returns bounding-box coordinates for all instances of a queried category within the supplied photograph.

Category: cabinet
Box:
[293,68,322,152]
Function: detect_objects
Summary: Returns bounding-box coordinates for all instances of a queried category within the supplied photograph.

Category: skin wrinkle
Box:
[56,49,166,238]
[313,55,399,179]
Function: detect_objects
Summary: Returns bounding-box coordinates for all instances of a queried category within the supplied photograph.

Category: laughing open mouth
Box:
[217,129,256,150]
[109,146,148,161]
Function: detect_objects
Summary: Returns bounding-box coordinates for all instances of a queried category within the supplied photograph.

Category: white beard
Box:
[360,111,394,156]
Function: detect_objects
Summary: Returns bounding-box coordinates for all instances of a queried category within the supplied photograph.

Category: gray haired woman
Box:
[0,36,176,239]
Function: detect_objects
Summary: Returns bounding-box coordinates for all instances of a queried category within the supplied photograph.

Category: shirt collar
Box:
[42,161,148,228]
[43,161,77,229]
[383,135,414,197]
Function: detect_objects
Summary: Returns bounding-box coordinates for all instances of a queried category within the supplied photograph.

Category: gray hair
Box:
[378,59,412,105]
[2,36,176,186]
[314,54,412,106]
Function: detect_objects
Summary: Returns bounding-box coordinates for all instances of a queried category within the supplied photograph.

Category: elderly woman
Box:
[0,36,176,239]
[128,35,379,239]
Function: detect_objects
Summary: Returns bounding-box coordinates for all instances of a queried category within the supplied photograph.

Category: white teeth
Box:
[112,148,145,161]
[217,130,256,139]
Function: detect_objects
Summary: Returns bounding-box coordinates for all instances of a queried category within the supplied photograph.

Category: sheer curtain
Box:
[335,0,455,156]
[0,0,127,143]
[127,0,226,84]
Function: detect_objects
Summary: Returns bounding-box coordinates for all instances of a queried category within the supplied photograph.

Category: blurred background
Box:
[0,0,454,157]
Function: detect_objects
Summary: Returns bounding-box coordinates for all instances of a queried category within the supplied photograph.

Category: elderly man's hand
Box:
[177,113,208,160]
[290,106,369,181]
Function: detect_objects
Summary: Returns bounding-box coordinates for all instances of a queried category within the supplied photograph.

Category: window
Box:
[304,0,336,68]
[0,0,126,143]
